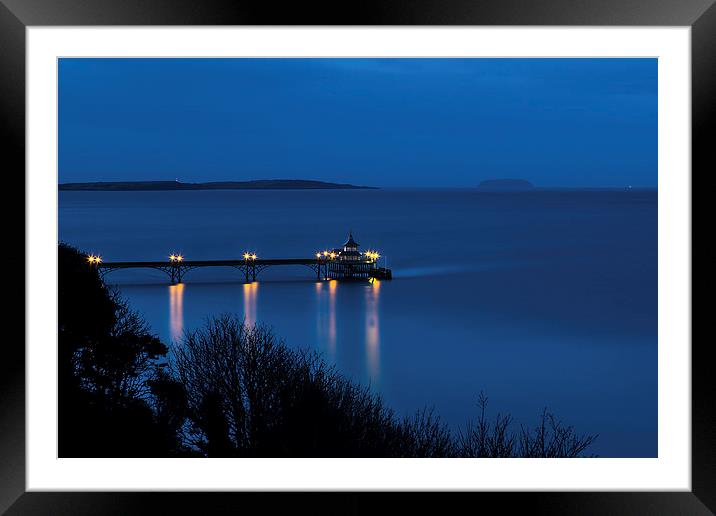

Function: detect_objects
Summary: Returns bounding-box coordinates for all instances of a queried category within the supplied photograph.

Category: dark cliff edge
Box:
[59,180,377,191]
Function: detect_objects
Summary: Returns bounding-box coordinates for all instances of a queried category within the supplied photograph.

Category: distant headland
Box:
[478,179,534,191]
[59,179,377,191]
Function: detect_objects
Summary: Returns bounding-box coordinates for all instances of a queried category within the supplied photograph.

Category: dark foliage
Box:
[58,243,183,457]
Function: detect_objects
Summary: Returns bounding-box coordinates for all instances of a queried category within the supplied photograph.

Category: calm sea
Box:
[59,188,657,457]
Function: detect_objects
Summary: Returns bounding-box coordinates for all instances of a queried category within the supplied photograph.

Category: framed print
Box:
[3,0,710,513]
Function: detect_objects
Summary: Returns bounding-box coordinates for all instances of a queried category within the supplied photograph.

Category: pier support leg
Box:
[169,265,183,284]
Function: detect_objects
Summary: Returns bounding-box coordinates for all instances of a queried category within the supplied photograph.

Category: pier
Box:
[88,233,392,284]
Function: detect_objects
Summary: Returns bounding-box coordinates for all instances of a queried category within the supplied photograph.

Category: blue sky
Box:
[59,58,657,187]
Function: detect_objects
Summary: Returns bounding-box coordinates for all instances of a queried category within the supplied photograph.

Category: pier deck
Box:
[96,257,392,283]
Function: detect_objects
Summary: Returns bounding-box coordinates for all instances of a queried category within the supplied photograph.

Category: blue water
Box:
[59,188,657,457]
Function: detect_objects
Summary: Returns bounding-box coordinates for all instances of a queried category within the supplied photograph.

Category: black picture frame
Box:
[2,1,709,514]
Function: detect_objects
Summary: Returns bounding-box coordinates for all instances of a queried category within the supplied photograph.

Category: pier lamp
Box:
[169,254,177,262]
[176,255,184,262]
[251,253,257,260]
[316,252,322,259]
[329,252,336,259]
[243,252,250,260]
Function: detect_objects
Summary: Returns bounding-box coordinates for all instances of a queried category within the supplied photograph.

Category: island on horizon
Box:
[478,179,535,191]
[59,179,377,191]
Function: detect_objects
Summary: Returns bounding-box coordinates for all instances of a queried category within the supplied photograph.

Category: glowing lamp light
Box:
[316,252,322,259]
[243,252,250,260]
[251,253,257,260]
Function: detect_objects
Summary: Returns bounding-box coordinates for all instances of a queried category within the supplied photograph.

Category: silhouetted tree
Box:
[457,393,597,458]
[196,390,236,457]
[73,293,167,403]
[516,409,597,458]
[458,392,515,457]
[146,366,189,454]
[58,243,182,457]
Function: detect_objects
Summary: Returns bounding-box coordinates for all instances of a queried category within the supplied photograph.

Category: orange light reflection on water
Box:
[365,279,381,381]
[328,280,337,357]
[243,282,258,327]
[315,280,338,361]
[168,282,184,344]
